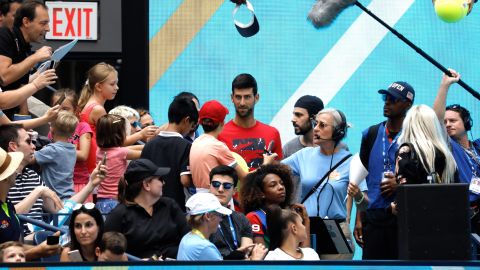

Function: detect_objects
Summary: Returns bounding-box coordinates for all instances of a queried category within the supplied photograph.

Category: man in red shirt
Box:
[218,73,282,170]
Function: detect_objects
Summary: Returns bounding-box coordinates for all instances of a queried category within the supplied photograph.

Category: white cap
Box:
[186,193,233,216]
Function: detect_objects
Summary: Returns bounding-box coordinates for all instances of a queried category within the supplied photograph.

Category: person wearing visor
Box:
[178,192,267,261]
[104,159,189,260]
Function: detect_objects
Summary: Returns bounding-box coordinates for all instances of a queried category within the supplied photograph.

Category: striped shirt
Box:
[7,167,45,234]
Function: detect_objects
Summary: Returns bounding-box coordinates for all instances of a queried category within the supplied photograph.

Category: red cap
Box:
[199,100,229,124]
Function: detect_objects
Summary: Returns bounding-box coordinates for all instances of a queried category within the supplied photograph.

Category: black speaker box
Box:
[397,183,471,260]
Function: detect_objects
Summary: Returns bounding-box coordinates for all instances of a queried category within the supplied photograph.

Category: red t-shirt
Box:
[218,120,282,170]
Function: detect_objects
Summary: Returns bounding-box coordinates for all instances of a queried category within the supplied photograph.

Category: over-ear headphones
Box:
[446,104,473,131]
[332,109,347,143]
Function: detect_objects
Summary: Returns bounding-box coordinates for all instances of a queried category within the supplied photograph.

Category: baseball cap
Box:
[294,95,324,116]
[199,100,229,124]
[233,0,259,38]
[124,159,170,185]
[185,193,232,216]
[378,81,415,102]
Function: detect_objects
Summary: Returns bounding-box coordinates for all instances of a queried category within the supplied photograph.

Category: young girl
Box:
[264,206,319,260]
[78,62,119,172]
[51,89,93,202]
[95,114,142,214]
[240,164,301,248]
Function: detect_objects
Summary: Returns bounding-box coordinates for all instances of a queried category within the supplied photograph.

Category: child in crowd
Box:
[264,206,318,260]
[109,105,158,145]
[51,89,94,202]
[0,241,26,263]
[34,111,78,200]
[95,232,128,262]
[95,114,142,214]
[78,62,119,172]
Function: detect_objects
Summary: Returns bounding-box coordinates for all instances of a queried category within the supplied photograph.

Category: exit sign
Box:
[46,1,98,40]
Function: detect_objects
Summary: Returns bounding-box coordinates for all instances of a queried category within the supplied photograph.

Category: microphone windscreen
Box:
[308,0,357,28]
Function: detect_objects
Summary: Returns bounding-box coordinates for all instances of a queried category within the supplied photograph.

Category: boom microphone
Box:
[308,0,480,101]
[307,0,356,28]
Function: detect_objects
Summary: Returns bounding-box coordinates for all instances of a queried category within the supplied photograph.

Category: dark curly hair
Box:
[240,164,294,214]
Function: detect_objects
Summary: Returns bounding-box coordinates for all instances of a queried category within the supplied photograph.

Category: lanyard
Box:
[192,229,206,240]
[463,144,480,177]
[217,215,238,250]
[382,125,399,171]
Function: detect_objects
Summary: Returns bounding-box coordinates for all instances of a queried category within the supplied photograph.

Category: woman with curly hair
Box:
[240,164,308,248]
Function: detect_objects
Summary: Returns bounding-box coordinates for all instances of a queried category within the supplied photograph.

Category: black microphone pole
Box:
[354,1,480,101]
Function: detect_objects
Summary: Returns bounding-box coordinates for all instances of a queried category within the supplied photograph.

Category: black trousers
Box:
[362,208,398,260]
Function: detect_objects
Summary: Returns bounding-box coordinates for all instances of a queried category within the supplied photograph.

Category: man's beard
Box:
[235,107,253,118]
[294,122,312,135]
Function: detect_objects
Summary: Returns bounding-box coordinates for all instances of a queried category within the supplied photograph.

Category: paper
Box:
[349,153,368,185]
[51,38,78,62]
[37,39,78,73]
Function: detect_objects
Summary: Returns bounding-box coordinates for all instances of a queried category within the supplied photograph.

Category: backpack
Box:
[359,122,384,169]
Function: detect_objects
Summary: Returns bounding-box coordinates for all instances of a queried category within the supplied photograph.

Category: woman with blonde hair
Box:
[78,62,119,172]
[397,104,456,184]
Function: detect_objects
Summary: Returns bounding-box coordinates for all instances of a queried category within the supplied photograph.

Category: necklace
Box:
[280,247,303,259]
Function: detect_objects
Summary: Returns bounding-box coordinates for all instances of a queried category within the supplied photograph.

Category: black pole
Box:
[354,1,480,101]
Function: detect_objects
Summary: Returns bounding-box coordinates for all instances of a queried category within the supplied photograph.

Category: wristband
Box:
[354,192,365,205]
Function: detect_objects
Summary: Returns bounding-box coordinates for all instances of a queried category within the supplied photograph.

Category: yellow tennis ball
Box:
[434,0,468,23]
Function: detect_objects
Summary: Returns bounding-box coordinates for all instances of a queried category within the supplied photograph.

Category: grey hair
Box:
[109,105,140,120]
[317,108,346,129]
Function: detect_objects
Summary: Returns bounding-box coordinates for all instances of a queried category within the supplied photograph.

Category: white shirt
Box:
[264,247,320,260]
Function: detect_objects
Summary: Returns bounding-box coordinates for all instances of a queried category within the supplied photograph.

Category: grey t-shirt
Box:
[34,141,76,200]
[283,136,305,159]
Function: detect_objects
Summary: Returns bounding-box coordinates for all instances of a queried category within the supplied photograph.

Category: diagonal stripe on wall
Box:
[149,0,224,89]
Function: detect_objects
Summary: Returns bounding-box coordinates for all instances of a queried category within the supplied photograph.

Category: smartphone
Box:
[99,152,107,177]
[55,94,66,106]
[46,235,59,245]
[68,249,83,262]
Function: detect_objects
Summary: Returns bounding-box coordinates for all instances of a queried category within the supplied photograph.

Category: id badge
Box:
[469,177,480,195]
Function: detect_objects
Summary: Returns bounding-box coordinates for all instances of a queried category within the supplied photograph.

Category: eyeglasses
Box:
[381,94,404,103]
[211,181,234,190]
[73,202,96,211]
[142,122,155,128]
[315,121,333,129]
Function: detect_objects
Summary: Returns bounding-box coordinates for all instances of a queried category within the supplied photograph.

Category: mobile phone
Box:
[99,152,107,177]
[46,235,59,245]
[68,249,83,262]
[55,94,66,106]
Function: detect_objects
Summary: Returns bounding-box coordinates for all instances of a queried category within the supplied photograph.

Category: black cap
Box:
[294,95,324,116]
[233,0,259,38]
[124,159,170,185]
[378,81,415,103]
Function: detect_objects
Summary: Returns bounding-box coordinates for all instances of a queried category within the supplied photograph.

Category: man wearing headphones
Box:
[433,69,480,227]
[282,108,364,259]
[356,81,415,260]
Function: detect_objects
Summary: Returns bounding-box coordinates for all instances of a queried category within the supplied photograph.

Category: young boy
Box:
[96,232,128,262]
[34,111,78,200]
[0,241,26,263]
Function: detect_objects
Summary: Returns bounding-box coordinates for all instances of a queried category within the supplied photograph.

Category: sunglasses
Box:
[211,180,234,190]
[73,202,96,211]
[381,94,405,103]
[131,121,141,129]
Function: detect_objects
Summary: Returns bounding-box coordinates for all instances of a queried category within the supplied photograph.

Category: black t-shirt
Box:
[141,132,191,211]
[104,197,189,259]
[209,211,253,258]
[0,26,32,118]
[0,200,21,244]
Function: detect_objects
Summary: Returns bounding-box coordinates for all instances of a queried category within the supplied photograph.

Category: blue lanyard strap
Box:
[382,125,399,171]
[463,144,480,177]
[217,215,238,250]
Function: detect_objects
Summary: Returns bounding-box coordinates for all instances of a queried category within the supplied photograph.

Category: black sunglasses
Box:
[211,181,234,190]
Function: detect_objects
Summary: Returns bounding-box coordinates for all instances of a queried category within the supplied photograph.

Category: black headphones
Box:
[332,109,347,143]
[446,104,473,131]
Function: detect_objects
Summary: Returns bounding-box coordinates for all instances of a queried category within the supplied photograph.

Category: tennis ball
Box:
[434,0,468,23]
